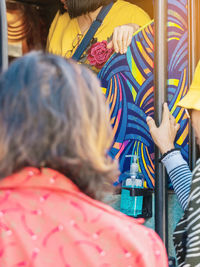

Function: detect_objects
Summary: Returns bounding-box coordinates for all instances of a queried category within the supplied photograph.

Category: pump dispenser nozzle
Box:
[125,155,139,187]
[126,155,139,175]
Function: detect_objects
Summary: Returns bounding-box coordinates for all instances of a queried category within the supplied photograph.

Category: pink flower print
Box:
[87,41,114,69]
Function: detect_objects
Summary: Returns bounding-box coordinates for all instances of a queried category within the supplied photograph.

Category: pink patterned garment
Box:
[0,167,168,267]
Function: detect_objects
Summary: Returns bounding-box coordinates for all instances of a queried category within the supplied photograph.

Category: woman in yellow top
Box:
[47,0,151,70]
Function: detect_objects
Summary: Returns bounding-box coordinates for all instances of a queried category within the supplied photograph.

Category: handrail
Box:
[154,0,168,249]
[188,0,198,169]
[0,0,8,72]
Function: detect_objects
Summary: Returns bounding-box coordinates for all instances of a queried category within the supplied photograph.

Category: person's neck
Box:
[77,6,102,34]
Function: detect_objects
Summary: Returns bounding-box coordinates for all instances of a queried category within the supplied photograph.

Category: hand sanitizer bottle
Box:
[120,155,143,217]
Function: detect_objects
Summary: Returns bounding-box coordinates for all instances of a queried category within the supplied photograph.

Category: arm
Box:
[161,150,192,210]
[107,3,151,54]
[46,11,60,53]
[146,103,191,210]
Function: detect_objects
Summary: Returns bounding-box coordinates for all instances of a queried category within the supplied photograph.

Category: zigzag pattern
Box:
[99,0,188,188]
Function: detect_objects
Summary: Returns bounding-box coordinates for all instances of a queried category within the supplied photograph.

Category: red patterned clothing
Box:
[0,167,167,267]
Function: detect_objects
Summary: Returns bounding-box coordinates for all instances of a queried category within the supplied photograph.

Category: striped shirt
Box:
[161,150,192,210]
[163,150,200,266]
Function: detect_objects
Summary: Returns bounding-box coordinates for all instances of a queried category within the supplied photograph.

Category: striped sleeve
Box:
[161,150,192,210]
[173,165,200,266]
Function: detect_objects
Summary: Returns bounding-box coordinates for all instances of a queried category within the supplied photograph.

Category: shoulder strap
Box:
[72,2,113,61]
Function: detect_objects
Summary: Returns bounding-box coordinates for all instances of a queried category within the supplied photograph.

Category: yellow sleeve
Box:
[131,5,151,26]
[46,11,60,52]
[116,1,151,27]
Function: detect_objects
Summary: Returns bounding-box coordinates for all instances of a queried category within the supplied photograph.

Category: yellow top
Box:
[47,0,151,58]
[177,60,200,111]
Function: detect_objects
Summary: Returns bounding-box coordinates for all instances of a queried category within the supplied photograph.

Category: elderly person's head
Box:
[59,0,116,17]
[177,61,200,146]
[0,52,118,200]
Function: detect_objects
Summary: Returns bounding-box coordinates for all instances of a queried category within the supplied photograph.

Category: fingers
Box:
[168,108,180,132]
[112,28,119,53]
[126,31,133,51]
[112,24,140,54]
[162,102,170,124]
[146,116,157,131]
[117,28,123,54]
[161,103,180,134]
[112,25,136,54]
[113,27,123,54]
[175,123,180,132]
[169,113,176,126]
[122,30,129,53]
[126,24,139,49]
[147,107,180,133]
[170,113,180,132]
[107,40,113,49]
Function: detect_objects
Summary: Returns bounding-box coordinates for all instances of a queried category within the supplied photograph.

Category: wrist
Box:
[159,148,180,163]
[160,145,175,155]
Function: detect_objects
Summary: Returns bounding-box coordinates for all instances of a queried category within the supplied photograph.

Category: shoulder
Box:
[113,0,142,9]
[113,0,150,15]
[74,193,167,265]
[48,10,72,38]
[50,10,70,28]
[112,0,151,24]
[47,10,72,52]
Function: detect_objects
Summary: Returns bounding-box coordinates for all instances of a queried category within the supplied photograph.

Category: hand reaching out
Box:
[146,103,180,154]
[107,23,139,54]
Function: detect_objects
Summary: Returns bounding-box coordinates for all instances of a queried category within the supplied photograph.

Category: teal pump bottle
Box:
[120,155,144,217]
